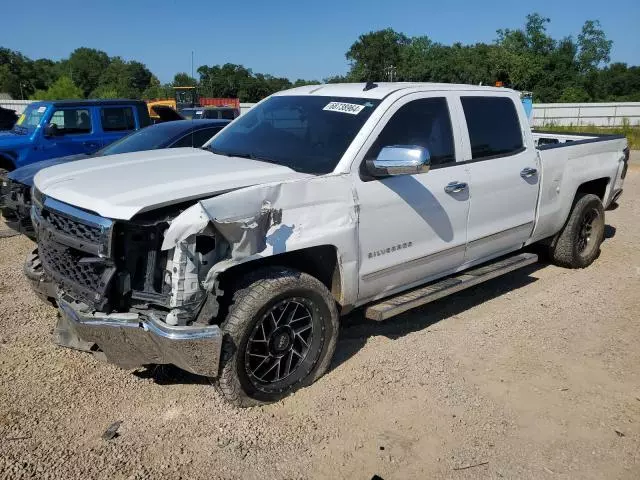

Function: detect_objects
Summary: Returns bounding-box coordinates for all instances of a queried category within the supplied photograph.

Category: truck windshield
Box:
[207,96,381,174]
[13,104,47,133]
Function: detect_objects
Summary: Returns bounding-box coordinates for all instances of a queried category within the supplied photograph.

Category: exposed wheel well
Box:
[575,177,609,202]
[218,245,343,305]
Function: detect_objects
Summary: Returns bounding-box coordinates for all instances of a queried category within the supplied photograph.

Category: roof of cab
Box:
[32,99,147,107]
[275,82,517,100]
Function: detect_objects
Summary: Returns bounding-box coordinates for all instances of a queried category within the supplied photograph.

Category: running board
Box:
[364,252,538,321]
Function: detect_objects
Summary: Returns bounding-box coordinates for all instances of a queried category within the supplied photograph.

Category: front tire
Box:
[549,193,605,268]
[217,267,339,407]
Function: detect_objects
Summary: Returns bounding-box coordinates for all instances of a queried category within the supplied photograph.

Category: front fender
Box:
[161,174,360,306]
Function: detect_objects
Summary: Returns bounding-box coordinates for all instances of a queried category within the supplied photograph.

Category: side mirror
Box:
[367,145,431,177]
[43,123,61,138]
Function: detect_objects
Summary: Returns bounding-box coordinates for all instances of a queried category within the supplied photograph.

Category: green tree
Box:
[577,20,612,73]
[142,75,165,99]
[29,59,59,92]
[292,78,319,87]
[494,13,556,91]
[65,47,110,96]
[345,28,410,81]
[172,72,198,87]
[90,85,121,99]
[92,57,154,98]
[0,48,34,98]
[30,76,83,100]
[559,85,590,102]
[323,74,350,83]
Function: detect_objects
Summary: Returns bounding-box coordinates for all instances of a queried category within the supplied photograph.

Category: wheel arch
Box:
[574,177,610,203]
[217,244,345,307]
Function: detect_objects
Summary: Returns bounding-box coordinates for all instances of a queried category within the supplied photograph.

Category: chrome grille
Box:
[44,209,103,245]
[34,192,115,309]
[33,194,114,258]
[39,237,115,308]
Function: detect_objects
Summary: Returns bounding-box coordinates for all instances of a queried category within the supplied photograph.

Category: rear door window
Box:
[100,107,136,132]
[49,108,92,134]
[461,97,523,159]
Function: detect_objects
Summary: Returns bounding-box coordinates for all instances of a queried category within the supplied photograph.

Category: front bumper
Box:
[56,296,223,377]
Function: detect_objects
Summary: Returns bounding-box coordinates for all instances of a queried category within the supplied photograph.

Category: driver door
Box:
[354,93,470,303]
[40,107,98,159]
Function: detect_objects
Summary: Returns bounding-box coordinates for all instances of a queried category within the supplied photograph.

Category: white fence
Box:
[532,102,640,127]
[240,103,255,115]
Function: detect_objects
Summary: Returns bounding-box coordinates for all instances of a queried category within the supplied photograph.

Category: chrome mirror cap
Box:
[368,145,431,176]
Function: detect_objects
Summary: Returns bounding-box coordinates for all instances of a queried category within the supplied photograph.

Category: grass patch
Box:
[541,121,640,149]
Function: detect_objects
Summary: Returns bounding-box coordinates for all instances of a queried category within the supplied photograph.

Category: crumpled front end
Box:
[30,173,358,377]
[30,189,224,376]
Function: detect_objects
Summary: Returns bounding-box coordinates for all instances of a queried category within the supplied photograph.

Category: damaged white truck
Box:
[28,83,628,406]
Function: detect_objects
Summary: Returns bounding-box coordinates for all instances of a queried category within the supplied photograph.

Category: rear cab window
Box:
[461,96,523,159]
[49,108,92,134]
[100,107,136,132]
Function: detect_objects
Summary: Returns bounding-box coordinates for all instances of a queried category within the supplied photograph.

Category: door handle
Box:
[444,181,468,194]
[520,167,538,178]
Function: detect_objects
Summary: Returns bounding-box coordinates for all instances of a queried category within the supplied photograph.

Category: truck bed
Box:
[529,130,628,244]
[532,130,626,148]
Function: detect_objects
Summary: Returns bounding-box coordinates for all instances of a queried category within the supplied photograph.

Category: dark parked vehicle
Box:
[1,119,230,238]
[0,106,19,131]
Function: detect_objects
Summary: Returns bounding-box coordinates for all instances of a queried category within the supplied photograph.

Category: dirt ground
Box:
[1,168,639,480]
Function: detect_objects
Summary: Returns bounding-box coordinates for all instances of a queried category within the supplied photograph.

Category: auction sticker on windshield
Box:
[323,102,365,115]
[15,114,25,126]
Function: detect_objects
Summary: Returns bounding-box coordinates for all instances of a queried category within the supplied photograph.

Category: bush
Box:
[30,76,83,100]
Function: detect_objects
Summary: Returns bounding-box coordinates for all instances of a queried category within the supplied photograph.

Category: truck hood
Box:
[33,147,311,220]
[8,153,90,187]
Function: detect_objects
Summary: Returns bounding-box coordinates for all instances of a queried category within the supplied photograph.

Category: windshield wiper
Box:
[209,148,279,164]
[11,125,27,135]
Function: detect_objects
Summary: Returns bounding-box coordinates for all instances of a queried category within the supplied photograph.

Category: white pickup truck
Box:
[29,83,629,406]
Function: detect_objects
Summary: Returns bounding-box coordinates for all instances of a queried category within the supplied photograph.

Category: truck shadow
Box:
[331,263,543,372]
[132,364,214,386]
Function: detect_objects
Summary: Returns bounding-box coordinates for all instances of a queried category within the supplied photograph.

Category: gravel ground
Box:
[1,168,639,480]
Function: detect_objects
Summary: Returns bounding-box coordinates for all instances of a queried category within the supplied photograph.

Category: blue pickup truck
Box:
[0,99,151,173]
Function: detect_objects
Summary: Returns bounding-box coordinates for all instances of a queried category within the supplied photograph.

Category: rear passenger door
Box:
[99,106,138,148]
[460,95,539,263]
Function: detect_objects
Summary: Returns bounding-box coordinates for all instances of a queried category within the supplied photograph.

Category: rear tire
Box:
[549,193,605,268]
[217,267,339,407]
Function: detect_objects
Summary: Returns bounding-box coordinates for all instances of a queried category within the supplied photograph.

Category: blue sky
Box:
[2,0,639,83]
